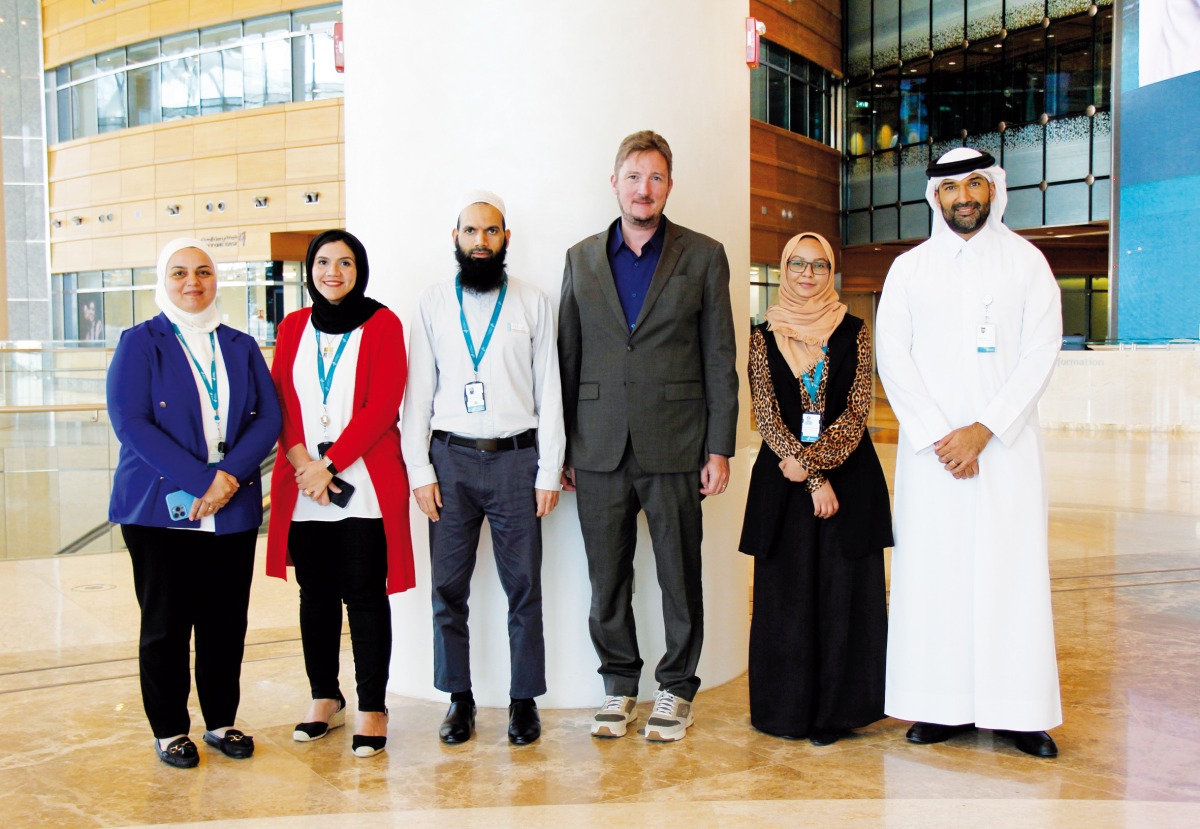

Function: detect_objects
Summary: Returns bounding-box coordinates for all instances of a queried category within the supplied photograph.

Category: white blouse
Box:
[290,318,382,522]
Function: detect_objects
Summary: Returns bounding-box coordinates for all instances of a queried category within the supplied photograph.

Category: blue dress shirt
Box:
[607,219,667,331]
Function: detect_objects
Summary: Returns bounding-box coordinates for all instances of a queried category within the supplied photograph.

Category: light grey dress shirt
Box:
[401,275,565,491]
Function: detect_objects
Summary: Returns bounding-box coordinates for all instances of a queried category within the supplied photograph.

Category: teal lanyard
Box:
[314,327,352,407]
[456,275,507,375]
[172,324,219,425]
[801,347,828,404]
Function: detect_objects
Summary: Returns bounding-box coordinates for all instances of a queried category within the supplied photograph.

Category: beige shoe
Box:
[591,695,638,737]
[644,690,693,742]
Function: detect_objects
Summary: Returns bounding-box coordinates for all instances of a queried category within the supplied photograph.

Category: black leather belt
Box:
[433,429,536,452]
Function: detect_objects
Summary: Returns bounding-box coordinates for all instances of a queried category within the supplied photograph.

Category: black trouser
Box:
[123,524,257,739]
[288,518,391,712]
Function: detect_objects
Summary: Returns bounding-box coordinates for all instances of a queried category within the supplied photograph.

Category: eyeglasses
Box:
[787,258,831,276]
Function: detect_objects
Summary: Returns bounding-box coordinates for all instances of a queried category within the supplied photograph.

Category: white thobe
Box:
[876,222,1063,731]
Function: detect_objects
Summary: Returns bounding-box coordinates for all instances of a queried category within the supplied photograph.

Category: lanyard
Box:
[456,275,507,375]
[801,346,828,404]
[314,327,352,407]
[172,324,220,426]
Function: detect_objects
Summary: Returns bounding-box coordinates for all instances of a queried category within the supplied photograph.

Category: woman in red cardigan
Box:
[266,229,414,758]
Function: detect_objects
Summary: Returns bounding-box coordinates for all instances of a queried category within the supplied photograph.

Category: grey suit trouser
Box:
[575,441,704,701]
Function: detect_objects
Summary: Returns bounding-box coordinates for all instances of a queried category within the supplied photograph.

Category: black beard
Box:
[943,199,991,234]
[455,243,507,293]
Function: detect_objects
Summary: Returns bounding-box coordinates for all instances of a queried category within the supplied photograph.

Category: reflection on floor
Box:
[1,404,1198,828]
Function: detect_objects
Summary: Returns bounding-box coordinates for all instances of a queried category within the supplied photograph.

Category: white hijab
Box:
[925,147,1012,239]
[155,237,221,334]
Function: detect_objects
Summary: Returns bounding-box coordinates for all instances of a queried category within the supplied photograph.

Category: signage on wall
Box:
[199,232,247,250]
[334,22,344,73]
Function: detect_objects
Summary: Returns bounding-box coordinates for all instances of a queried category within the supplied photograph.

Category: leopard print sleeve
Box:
[801,321,872,476]
[749,327,805,463]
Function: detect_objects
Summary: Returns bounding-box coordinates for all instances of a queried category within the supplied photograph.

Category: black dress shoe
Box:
[996,729,1058,758]
[154,736,199,768]
[809,728,847,746]
[905,721,975,744]
[203,729,254,759]
[439,701,476,744]
[508,699,541,746]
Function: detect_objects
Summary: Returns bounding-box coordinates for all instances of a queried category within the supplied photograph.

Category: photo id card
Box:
[976,323,997,353]
[464,381,486,413]
[800,411,822,443]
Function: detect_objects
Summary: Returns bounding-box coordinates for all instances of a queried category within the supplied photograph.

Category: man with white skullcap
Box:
[401,191,565,746]
[876,148,1063,758]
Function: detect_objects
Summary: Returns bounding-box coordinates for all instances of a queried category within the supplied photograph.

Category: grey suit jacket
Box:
[559,217,738,474]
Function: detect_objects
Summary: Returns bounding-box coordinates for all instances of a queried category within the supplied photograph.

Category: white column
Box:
[345,0,753,708]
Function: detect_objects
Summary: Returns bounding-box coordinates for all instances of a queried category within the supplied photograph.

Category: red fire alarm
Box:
[746,18,765,68]
[334,22,344,73]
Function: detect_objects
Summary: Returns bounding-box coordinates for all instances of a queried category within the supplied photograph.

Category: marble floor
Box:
[1,407,1199,828]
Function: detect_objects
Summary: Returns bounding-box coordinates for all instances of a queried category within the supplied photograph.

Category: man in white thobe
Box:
[876,147,1063,758]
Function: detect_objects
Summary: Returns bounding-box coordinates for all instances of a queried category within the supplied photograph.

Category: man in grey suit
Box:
[559,130,738,742]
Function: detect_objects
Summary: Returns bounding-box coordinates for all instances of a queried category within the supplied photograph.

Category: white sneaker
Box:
[644,690,693,742]
[591,695,638,737]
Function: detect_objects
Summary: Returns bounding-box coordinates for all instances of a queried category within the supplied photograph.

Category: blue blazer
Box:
[107,313,282,533]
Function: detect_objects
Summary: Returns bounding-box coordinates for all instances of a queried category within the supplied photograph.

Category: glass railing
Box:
[0,345,274,560]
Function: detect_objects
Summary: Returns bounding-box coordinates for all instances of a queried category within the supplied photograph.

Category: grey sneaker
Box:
[644,690,693,742]
[591,695,638,737]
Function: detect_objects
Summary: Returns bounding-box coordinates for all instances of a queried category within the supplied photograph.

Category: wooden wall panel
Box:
[48,99,345,271]
[42,0,332,68]
[749,121,841,265]
[750,0,842,76]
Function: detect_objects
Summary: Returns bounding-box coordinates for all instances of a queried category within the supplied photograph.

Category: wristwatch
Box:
[325,460,338,476]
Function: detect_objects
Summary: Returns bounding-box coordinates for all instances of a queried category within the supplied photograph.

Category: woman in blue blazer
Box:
[107,238,281,768]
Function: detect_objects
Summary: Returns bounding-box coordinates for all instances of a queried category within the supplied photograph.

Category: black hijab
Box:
[305,229,386,334]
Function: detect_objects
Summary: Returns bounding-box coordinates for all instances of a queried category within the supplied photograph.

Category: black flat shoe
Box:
[203,729,254,759]
[293,695,347,742]
[154,736,199,768]
[905,721,975,744]
[508,699,541,746]
[809,729,847,746]
[439,701,476,744]
[996,729,1058,758]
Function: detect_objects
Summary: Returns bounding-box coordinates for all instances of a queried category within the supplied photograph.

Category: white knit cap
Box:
[459,190,506,219]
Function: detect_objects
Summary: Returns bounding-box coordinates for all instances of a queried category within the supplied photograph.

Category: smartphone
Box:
[165,490,196,521]
[327,476,355,508]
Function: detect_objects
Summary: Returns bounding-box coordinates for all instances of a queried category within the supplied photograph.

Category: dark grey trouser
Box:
[429,439,546,699]
[575,442,704,701]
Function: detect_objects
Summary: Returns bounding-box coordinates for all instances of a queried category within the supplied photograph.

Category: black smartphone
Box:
[317,441,334,458]
[327,475,355,508]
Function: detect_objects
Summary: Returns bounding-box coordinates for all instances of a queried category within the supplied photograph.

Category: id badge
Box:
[800,411,822,443]
[464,381,486,413]
[208,439,225,464]
[976,323,997,353]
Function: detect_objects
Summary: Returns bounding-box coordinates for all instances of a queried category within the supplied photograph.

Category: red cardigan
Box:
[266,307,415,594]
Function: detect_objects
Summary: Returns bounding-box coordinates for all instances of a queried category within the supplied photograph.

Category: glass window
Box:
[71,80,98,138]
[874,0,900,69]
[929,51,965,141]
[848,0,873,78]
[244,14,293,108]
[873,74,900,151]
[847,82,872,155]
[967,0,1004,41]
[70,55,97,82]
[899,144,929,201]
[901,0,930,63]
[873,150,899,204]
[127,41,161,128]
[161,32,200,120]
[847,156,872,210]
[790,75,809,137]
[1003,26,1046,126]
[898,70,929,144]
[96,64,128,133]
[296,26,344,101]
[750,63,768,122]
[766,65,788,129]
